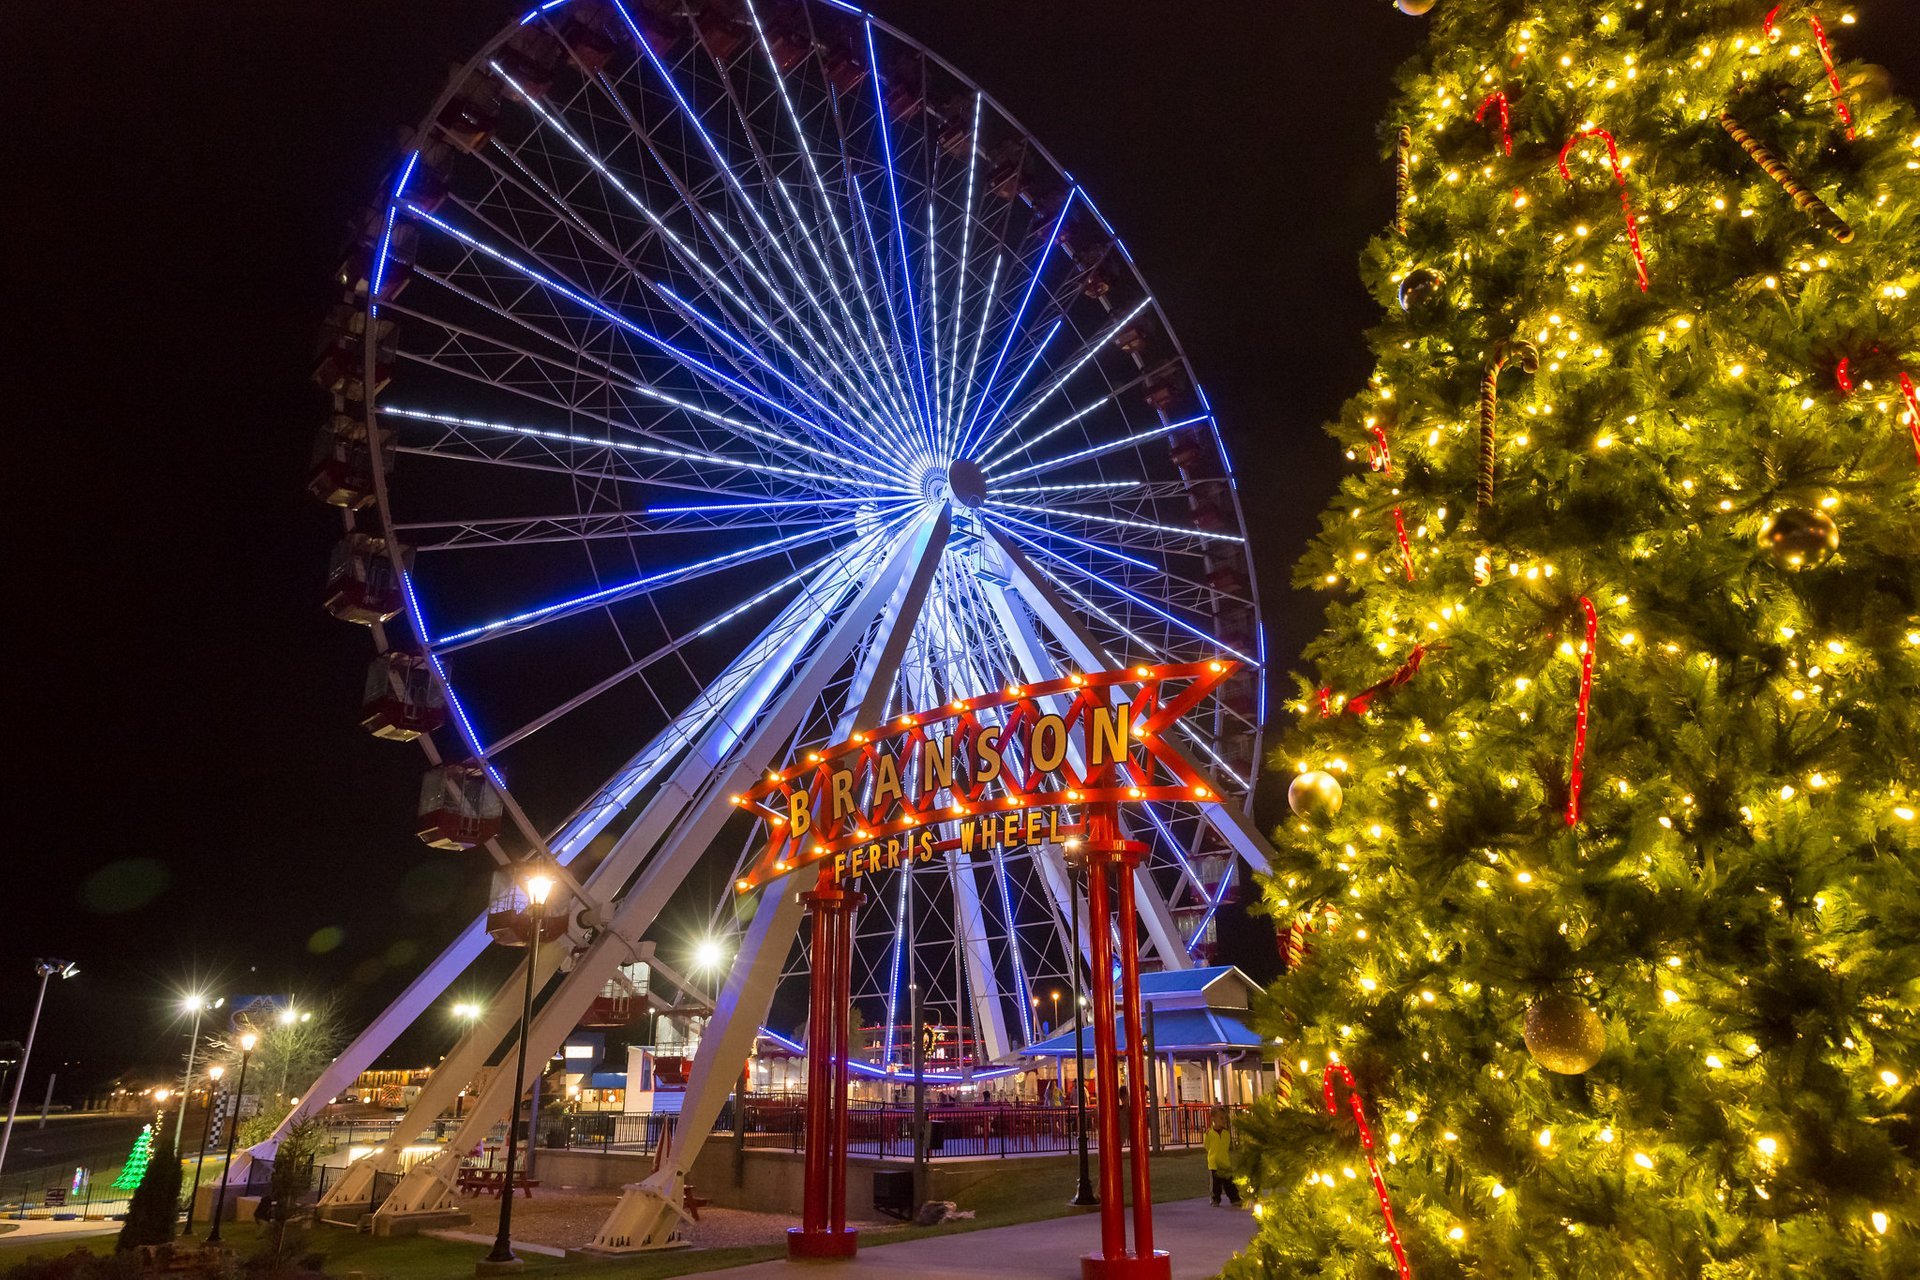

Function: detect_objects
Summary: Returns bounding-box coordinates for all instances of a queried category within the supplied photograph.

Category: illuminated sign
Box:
[732,660,1235,891]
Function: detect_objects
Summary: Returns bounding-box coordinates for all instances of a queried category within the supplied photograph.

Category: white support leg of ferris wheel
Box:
[946,849,1015,1062]
[375,511,952,1229]
[983,577,1190,969]
[896,651,1015,1066]
[583,511,954,1253]
[989,529,1275,879]
[305,550,877,1206]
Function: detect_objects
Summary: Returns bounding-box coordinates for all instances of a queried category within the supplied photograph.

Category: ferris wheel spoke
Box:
[954,191,1077,458]
[395,507,863,554]
[409,207,902,471]
[478,75,908,455]
[477,514,907,756]
[975,369,1150,474]
[964,319,1064,459]
[972,298,1152,464]
[987,511,1241,616]
[946,252,1001,453]
[696,10,928,450]
[382,403,906,498]
[986,412,1209,485]
[863,22,941,453]
[935,94,985,459]
[389,279,902,493]
[987,498,1246,551]
[571,57,914,444]
[616,5,913,445]
[432,508,900,653]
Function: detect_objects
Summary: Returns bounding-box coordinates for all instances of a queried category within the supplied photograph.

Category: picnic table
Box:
[456,1166,541,1199]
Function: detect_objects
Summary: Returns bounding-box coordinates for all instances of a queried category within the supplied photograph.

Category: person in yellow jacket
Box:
[1204,1108,1241,1207]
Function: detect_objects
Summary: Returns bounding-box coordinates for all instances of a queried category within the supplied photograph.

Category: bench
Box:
[455,1167,540,1199]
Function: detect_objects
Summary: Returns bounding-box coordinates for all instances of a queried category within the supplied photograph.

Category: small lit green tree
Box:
[115,1115,182,1252]
[1233,1,1919,1277]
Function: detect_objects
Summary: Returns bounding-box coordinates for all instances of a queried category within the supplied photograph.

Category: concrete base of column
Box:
[787,1227,860,1259]
[1080,1250,1171,1280]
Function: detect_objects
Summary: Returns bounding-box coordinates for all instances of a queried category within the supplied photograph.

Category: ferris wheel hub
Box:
[920,459,987,509]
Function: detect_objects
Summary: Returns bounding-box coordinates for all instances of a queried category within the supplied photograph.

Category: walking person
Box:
[1204,1108,1241,1207]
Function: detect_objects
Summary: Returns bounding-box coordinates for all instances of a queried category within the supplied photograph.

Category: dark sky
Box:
[11,2,1912,1097]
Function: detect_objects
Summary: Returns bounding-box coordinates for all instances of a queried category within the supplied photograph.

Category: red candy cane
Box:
[1475,91,1513,156]
[1393,508,1416,582]
[1369,424,1393,474]
[1322,1065,1414,1280]
[1558,128,1651,292]
[1764,5,1857,139]
[1565,597,1599,827]
[1901,372,1920,466]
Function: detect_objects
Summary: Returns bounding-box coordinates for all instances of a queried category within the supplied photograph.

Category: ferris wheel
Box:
[291,0,1272,1245]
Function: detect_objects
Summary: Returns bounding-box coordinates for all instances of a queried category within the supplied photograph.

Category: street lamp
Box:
[206,1032,257,1244]
[482,866,558,1272]
[692,937,727,974]
[0,959,78,1177]
[453,1004,481,1120]
[185,1065,225,1230]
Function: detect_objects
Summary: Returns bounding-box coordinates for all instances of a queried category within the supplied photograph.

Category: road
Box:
[0,1112,150,1184]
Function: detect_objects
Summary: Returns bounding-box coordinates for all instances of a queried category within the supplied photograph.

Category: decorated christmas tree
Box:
[1235,1,1919,1276]
[110,1124,154,1192]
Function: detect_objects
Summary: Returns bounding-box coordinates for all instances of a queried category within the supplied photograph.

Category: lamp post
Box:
[1051,991,1063,1100]
[453,1004,481,1121]
[1065,851,1097,1206]
[0,959,78,1177]
[481,867,557,1272]
[185,1065,224,1230]
[173,995,222,1157]
[206,1033,257,1244]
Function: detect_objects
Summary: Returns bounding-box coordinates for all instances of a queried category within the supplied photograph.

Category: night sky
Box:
[11,2,1914,1096]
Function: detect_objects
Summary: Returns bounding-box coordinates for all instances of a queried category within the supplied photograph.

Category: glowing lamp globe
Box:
[1288,771,1345,825]
[1759,508,1839,570]
[1397,0,1438,14]
[1523,995,1606,1075]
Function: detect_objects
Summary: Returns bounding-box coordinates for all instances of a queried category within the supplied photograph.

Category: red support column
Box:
[1080,804,1171,1280]
[790,873,861,1260]
[1115,859,1158,1265]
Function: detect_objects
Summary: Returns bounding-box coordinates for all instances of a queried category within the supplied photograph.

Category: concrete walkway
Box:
[704,1199,1254,1280]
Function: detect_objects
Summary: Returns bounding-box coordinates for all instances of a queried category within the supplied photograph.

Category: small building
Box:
[1017,965,1275,1108]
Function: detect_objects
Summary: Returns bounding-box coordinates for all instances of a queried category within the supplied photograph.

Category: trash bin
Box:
[873,1169,914,1221]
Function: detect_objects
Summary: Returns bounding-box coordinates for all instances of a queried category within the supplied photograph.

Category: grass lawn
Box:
[0,1150,1210,1277]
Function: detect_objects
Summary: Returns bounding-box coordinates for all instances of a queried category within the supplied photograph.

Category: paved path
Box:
[705,1199,1254,1280]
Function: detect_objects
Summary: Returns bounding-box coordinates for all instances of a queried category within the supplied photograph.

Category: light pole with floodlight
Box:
[206,1032,257,1243]
[0,959,78,1177]
[481,866,558,1273]
[173,995,223,1157]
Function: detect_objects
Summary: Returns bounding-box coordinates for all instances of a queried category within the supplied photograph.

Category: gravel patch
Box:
[457,1186,881,1251]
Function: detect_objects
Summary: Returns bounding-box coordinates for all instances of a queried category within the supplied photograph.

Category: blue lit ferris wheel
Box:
[298,0,1273,1239]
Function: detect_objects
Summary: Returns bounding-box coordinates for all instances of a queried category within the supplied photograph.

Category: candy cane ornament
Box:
[1565,596,1599,827]
[1394,126,1413,235]
[1393,508,1416,581]
[1322,1065,1414,1280]
[1763,5,1858,140]
[1901,372,1920,466]
[1557,128,1651,291]
[1475,91,1513,156]
[1719,111,1854,242]
[1477,338,1541,513]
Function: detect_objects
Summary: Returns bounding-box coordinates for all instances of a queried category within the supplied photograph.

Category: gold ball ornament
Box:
[1523,995,1606,1075]
[1759,507,1839,570]
[1287,771,1345,825]
[1396,0,1438,14]
[1397,267,1447,312]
